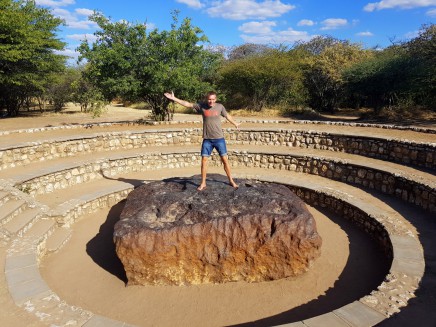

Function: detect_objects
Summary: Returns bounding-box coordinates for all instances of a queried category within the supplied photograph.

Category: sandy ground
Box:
[1,104,435,140]
[1,104,433,326]
[39,202,388,327]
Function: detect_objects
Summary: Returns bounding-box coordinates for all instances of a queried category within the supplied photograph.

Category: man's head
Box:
[205,91,217,108]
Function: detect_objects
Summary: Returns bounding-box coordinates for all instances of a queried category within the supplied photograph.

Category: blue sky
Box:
[34,0,436,62]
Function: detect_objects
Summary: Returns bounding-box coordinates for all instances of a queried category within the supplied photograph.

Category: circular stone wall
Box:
[114,175,322,285]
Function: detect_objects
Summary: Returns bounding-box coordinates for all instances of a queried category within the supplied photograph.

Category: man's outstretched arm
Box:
[226,113,241,129]
[164,92,194,108]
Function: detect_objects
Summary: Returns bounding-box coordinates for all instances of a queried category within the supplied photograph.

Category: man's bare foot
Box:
[230,181,239,189]
[197,184,207,191]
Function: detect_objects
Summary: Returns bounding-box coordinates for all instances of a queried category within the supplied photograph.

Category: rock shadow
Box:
[86,200,128,283]
[229,206,390,327]
[101,174,146,188]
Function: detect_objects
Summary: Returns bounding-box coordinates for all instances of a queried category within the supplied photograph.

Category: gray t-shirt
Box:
[193,102,228,139]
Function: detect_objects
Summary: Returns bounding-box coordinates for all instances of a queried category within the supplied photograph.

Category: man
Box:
[164,91,240,191]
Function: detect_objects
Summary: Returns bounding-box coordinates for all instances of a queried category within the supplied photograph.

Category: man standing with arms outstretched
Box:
[164,91,240,191]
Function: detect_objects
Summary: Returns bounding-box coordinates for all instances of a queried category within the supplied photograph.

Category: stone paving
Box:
[0,118,435,326]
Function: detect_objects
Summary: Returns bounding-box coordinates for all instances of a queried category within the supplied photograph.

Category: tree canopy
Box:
[78,11,221,121]
[219,49,305,111]
[1,2,434,119]
[300,38,372,112]
[0,0,66,116]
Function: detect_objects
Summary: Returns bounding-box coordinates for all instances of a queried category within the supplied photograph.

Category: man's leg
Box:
[221,155,238,188]
[198,156,208,191]
[199,139,213,191]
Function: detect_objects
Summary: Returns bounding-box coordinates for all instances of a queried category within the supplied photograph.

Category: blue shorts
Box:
[201,138,227,157]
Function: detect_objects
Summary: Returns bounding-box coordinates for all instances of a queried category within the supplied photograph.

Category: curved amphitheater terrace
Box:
[0,105,435,327]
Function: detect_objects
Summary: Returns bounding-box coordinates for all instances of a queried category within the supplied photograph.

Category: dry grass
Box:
[127,102,150,110]
[360,107,436,126]
[123,102,436,126]
[229,108,283,117]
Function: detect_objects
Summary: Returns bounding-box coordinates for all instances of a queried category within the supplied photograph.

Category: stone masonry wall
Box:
[15,151,435,213]
[0,130,202,171]
[17,153,201,195]
[1,129,434,171]
[227,130,436,169]
[226,152,436,213]
[52,188,133,227]
[289,186,393,258]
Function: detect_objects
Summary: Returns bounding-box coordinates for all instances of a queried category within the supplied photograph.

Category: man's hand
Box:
[226,114,240,130]
[163,93,194,108]
[164,91,175,101]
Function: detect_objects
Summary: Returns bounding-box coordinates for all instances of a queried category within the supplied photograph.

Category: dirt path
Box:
[1,104,435,142]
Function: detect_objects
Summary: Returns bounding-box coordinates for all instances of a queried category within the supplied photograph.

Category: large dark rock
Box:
[114,174,322,286]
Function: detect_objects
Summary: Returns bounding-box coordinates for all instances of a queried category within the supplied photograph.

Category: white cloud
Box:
[54,48,79,59]
[364,0,436,12]
[68,20,97,29]
[51,8,97,29]
[66,33,98,42]
[176,0,204,8]
[297,19,315,26]
[75,8,94,16]
[51,8,73,20]
[240,23,315,44]
[35,0,96,29]
[144,22,157,30]
[35,0,75,7]
[427,7,436,15]
[356,31,374,36]
[239,21,277,34]
[320,18,348,30]
[404,30,419,39]
[207,0,295,20]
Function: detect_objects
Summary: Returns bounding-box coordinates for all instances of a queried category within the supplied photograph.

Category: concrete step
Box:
[24,218,56,243]
[0,121,433,149]
[2,208,42,236]
[45,227,72,254]
[37,178,137,209]
[0,199,26,225]
[4,144,434,191]
[25,167,427,327]
[0,190,9,205]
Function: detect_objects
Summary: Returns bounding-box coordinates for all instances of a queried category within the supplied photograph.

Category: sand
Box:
[40,203,388,327]
[3,103,431,326]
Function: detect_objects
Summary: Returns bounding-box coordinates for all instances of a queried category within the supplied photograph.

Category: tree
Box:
[301,38,372,112]
[227,43,272,60]
[294,35,340,56]
[344,25,436,113]
[402,24,436,109]
[78,11,220,121]
[45,67,78,111]
[70,66,106,117]
[219,50,305,111]
[343,47,412,112]
[77,12,147,102]
[139,11,221,121]
[0,0,66,116]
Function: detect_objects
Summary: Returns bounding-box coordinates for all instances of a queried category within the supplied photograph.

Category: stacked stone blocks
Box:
[0,121,433,326]
[1,129,434,170]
